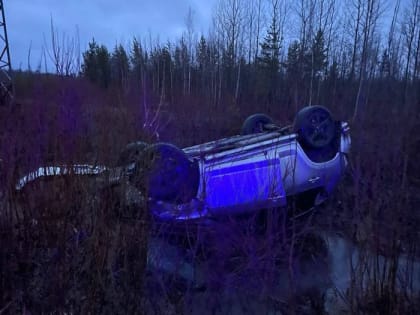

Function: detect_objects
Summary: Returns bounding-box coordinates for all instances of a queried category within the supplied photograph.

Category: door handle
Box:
[308,176,320,184]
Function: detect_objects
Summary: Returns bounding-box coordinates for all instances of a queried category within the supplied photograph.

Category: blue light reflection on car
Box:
[149,156,288,221]
[204,159,283,210]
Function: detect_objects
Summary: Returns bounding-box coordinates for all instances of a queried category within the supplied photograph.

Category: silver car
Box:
[16,106,351,221]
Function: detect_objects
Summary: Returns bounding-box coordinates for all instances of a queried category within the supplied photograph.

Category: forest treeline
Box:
[43,0,419,118]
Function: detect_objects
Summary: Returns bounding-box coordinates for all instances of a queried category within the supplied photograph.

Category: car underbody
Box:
[15,105,351,223]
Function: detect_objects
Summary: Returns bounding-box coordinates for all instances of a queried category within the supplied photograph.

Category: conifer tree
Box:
[81,38,111,88]
[130,38,146,83]
[111,44,129,88]
[257,10,281,102]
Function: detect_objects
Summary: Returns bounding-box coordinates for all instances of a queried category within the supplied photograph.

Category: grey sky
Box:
[5,0,217,71]
[4,0,413,71]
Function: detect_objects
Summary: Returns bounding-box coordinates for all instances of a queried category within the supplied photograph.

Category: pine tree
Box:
[258,15,280,74]
[197,35,208,72]
[130,38,145,82]
[307,29,327,78]
[197,35,211,94]
[81,38,99,83]
[111,44,129,88]
[256,12,281,102]
[96,45,111,88]
[81,39,111,88]
[285,40,301,80]
[173,38,190,95]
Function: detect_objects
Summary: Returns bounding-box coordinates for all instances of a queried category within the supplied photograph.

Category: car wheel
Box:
[241,113,274,135]
[133,143,199,204]
[117,141,149,166]
[293,106,335,149]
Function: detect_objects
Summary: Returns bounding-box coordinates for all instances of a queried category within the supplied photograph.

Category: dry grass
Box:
[0,71,419,314]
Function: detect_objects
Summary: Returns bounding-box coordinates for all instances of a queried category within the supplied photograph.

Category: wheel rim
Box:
[303,109,334,148]
[241,113,273,135]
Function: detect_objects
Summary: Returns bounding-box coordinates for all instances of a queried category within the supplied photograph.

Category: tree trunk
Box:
[235,60,241,102]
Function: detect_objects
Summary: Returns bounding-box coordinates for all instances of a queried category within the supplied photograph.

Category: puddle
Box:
[325,233,420,292]
[146,232,420,313]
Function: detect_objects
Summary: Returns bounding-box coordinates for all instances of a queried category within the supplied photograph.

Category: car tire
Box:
[136,143,199,204]
[293,106,335,149]
[241,113,274,135]
[117,141,149,166]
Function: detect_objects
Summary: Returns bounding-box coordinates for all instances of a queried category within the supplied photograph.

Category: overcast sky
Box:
[4,0,412,72]
[5,0,217,71]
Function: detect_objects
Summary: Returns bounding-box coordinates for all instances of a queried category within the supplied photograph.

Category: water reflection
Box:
[146,232,420,313]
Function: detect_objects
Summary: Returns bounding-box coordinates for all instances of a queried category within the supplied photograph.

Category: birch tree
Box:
[214,0,247,100]
[184,7,195,95]
[352,0,385,121]
[401,0,420,106]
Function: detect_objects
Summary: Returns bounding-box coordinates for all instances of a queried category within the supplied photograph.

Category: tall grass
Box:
[1,71,419,314]
[0,73,153,313]
[319,100,420,314]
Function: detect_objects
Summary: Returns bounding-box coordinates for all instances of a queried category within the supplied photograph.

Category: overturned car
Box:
[16,105,350,221]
